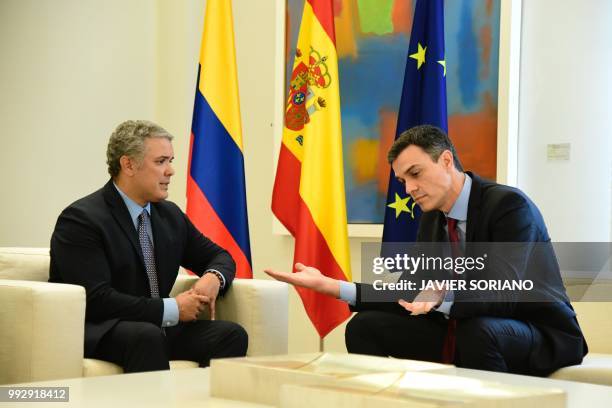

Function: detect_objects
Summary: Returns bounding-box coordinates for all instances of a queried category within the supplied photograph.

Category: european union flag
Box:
[382,0,448,243]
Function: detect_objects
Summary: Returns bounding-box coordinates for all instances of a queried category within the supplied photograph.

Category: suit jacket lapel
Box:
[102,181,145,267]
[417,210,446,242]
[432,211,447,242]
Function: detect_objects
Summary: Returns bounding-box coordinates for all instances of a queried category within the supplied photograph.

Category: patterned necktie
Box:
[441,217,459,364]
[138,210,160,298]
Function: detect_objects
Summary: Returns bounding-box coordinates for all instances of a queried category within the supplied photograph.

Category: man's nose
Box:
[166,163,175,176]
[404,180,417,196]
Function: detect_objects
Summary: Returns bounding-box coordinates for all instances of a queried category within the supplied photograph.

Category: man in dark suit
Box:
[265,125,586,376]
[50,120,248,373]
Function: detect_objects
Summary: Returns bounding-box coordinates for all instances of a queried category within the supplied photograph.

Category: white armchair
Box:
[548,278,612,386]
[0,247,288,385]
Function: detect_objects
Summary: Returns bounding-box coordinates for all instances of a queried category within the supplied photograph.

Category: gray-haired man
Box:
[50,120,247,372]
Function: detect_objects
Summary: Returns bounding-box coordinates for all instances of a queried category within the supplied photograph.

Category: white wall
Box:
[0,0,157,247]
[518,0,612,242]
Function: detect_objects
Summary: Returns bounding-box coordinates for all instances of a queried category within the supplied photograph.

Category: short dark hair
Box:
[387,125,463,172]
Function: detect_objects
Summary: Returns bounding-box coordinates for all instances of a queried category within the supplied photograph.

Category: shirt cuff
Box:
[435,290,454,317]
[205,269,226,289]
[162,298,179,327]
[338,281,357,306]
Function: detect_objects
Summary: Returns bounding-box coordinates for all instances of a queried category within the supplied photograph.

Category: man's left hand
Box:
[192,273,221,320]
[398,289,445,315]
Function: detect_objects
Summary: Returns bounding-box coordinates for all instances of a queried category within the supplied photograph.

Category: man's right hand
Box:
[398,288,445,316]
[264,263,340,298]
[175,289,209,322]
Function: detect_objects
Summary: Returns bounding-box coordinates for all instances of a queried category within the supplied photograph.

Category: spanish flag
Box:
[272,0,351,338]
[187,0,252,278]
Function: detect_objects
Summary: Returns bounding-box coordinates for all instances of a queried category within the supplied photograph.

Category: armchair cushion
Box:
[0,279,85,384]
[0,247,50,281]
[549,353,612,386]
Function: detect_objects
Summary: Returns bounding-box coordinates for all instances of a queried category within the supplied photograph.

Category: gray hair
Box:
[106,120,173,178]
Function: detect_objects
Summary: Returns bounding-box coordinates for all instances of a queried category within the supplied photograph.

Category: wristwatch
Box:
[205,269,225,289]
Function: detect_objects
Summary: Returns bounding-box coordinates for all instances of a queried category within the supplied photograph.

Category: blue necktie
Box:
[138,210,160,298]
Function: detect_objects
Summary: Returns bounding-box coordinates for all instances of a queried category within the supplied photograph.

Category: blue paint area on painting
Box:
[347,181,386,223]
[341,116,386,222]
[485,0,501,102]
[338,35,409,128]
[456,0,479,110]
[339,36,409,222]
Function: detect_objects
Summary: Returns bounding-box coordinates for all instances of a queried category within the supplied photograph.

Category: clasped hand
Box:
[175,273,221,321]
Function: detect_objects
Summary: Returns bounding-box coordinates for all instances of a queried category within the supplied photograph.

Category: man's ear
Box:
[440,150,454,169]
[119,155,136,176]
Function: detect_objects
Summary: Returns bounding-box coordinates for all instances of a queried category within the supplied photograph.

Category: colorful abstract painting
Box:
[285,0,500,223]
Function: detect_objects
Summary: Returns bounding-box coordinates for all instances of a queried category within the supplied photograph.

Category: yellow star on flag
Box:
[409,42,427,69]
[437,59,446,76]
[387,193,413,219]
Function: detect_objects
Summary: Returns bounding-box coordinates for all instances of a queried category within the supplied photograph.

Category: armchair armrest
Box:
[0,280,85,384]
[216,279,289,356]
[170,275,289,356]
[169,273,199,296]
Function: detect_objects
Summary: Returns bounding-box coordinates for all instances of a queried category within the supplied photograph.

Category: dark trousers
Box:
[92,320,248,373]
[345,311,534,374]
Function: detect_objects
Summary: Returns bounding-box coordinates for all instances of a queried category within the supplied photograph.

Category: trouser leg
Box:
[166,320,248,367]
[455,317,533,374]
[92,321,169,373]
[345,311,448,362]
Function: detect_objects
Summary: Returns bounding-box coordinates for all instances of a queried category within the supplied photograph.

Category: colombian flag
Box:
[187,0,252,278]
[272,0,351,338]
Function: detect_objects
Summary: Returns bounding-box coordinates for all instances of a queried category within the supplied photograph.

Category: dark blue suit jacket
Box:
[49,180,235,355]
[353,172,586,376]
